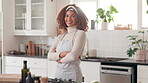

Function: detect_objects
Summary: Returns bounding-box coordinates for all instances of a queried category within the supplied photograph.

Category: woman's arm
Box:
[60,31,86,63]
[47,35,63,61]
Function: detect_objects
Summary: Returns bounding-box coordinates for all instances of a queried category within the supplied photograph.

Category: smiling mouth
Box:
[67,22,72,24]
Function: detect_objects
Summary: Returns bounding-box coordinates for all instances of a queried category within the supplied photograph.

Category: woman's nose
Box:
[67,17,72,21]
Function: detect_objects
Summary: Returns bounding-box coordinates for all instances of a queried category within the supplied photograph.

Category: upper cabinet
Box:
[14,0,57,36]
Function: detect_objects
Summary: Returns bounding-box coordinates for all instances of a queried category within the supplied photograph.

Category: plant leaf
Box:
[109,5,119,13]
[138,31,144,33]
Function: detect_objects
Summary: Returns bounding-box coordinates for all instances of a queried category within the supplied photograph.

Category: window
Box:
[99,0,138,30]
[142,0,148,28]
[73,0,148,30]
[73,0,98,30]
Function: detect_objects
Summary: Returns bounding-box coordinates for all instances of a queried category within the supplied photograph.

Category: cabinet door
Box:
[137,65,148,78]
[31,0,44,30]
[27,58,48,76]
[80,61,100,83]
[47,61,57,78]
[4,56,27,74]
[137,65,148,83]
[5,66,21,74]
[30,68,47,77]
[15,0,27,31]
[14,0,57,36]
[4,56,48,76]
[138,78,148,83]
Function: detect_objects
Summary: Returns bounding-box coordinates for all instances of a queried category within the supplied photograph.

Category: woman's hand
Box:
[56,59,62,63]
[59,52,69,58]
[51,48,56,52]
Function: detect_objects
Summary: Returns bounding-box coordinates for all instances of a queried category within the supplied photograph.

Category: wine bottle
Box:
[26,72,34,83]
[21,60,29,83]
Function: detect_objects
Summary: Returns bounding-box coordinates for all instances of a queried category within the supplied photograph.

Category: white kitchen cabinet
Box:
[137,65,148,83]
[80,61,100,83]
[4,56,48,77]
[14,0,57,36]
[47,60,57,78]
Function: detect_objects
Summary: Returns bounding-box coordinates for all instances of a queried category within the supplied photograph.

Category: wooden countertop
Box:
[0,74,21,83]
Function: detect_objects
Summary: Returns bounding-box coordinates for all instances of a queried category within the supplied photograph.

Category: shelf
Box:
[31,3,44,5]
[31,17,44,19]
[15,4,26,6]
[15,17,26,19]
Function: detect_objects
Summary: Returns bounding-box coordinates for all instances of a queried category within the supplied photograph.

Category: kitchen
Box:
[1,0,148,83]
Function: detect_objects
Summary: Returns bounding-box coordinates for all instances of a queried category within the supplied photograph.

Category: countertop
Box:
[81,57,148,66]
[4,54,47,59]
[4,54,148,65]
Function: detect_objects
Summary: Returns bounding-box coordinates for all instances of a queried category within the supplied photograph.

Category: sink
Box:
[84,57,128,62]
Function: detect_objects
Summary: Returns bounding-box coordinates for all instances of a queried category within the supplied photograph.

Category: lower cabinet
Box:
[137,65,148,83]
[80,61,100,83]
[4,56,47,77]
[4,56,101,82]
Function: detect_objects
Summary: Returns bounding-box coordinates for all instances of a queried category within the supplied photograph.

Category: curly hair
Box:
[56,4,88,32]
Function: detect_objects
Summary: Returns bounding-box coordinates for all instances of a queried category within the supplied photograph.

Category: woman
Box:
[48,4,88,83]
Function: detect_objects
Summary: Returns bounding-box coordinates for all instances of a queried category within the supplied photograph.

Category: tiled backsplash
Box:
[86,30,139,58]
[20,30,148,58]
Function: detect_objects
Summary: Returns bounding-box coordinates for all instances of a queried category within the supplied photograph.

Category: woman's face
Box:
[65,10,77,27]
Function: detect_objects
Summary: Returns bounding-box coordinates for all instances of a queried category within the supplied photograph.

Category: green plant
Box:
[96,5,118,23]
[126,31,148,57]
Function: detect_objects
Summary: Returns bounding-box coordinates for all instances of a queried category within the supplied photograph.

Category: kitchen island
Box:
[0,74,21,83]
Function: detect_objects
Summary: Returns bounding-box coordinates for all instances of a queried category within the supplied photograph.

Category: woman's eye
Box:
[65,15,69,17]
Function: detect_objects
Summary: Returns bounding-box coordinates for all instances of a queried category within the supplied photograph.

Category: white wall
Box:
[2,0,21,53]
[56,0,70,13]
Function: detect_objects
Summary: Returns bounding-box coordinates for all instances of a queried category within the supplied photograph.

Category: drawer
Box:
[5,66,21,74]
[4,56,27,67]
[27,58,47,69]
[138,65,148,78]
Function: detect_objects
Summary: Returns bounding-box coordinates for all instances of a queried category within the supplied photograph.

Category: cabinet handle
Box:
[34,62,37,64]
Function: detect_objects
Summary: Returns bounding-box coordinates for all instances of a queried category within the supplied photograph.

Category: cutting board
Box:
[0,74,21,83]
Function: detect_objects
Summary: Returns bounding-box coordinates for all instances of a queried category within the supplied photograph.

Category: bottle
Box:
[21,60,29,83]
[28,41,33,55]
[26,72,34,83]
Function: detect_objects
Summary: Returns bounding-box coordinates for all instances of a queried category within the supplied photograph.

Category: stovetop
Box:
[84,57,128,62]
[48,78,76,83]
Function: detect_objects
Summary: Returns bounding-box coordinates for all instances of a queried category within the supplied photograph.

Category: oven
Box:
[100,64,136,83]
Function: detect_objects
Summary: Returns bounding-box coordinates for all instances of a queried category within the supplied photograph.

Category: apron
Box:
[55,31,82,83]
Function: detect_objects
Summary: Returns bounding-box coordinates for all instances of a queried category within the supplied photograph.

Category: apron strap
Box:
[60,33,67,41]
[72,30,78,46]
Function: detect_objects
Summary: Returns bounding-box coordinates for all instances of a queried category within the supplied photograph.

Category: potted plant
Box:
[126,31,148,60]
[96,5,118,30]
